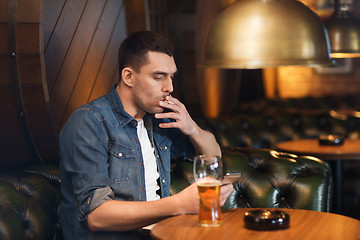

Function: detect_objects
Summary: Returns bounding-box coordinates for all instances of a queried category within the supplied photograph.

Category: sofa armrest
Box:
[0,165,62,240]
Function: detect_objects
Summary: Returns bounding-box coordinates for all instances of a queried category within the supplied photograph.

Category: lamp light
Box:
[201,0,333,69]
[325,0,360,58]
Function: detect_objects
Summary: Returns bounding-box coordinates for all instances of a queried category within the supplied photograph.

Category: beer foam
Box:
[197,178,221,187]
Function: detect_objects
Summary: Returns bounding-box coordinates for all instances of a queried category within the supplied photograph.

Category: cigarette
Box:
[164,99,174,105]
[164,95,174,105]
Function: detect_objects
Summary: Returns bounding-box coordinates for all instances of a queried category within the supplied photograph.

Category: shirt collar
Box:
[106,84,137,128]
[106,84,155,129]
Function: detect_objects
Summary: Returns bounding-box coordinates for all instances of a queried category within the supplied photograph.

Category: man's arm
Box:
[155,95,221,157]
[87,182,198,231]
[87,182,233,232]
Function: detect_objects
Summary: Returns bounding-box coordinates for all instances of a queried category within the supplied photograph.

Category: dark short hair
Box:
[118,31,174,76]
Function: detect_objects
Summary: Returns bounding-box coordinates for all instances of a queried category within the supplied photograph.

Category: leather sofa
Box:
[0,147,332,239]
[171,147,333,212]
[197,97,359,217]
[0,165,62,240]
[199,96,360,150]
[204,111,356,149]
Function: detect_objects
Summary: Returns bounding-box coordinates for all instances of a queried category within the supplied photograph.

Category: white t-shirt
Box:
[137,120,160,201]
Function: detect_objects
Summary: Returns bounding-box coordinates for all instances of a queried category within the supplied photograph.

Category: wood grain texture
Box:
[0,24,8,53]
[45,0,147,132]
[49,0,108,129]
[1,0,144,170]
[276,139,360,160]
[44,0,88,93]
[58,0,125,129]
[0,0,46,169]
[151,208,360,240]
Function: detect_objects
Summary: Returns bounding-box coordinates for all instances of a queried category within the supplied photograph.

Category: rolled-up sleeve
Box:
[89,186,114,212]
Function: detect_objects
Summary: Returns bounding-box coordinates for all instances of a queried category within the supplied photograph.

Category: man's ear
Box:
[121,67,135,87]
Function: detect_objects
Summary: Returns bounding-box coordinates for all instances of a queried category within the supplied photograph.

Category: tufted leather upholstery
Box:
[0,148,333,239]
[171,147,333,212]
[205,112,354,150]
[0,165,62,240]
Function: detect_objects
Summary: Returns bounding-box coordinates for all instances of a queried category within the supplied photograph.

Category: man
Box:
[59,31,233,239]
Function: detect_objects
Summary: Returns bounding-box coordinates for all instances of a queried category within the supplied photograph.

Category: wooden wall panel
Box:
[0,24,8,53]
[22,86,48,113]
[124,0,148,34]
[16,24,41,54]
[17,56,42,85]
[50,0,107,129]
[88,0,150,101]
[1,0,145,171]
[0,56,11,84]
[0,0,44,170]
[16,0,56,169]
[17,0,42,22]
[44,0,148,131]
[43,0,66,46]
[44,0,87,92]
[60,0,126,127]
[88,5,127,102]
[0,0,8,21]
[0,87,16,113]
[26,112,58,160]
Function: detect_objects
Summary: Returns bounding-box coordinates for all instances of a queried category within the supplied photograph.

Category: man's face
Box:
[131,51,177,115]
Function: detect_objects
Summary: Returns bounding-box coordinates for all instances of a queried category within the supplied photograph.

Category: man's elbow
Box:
[87,212,103,232]
[86,199,113,231]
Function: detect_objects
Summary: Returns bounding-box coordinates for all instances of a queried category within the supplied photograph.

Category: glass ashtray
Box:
[244,209,290,231]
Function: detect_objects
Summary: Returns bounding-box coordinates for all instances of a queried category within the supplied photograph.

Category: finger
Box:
[165,95,178,105]
[159,99,179,113]
[166,95,185,109]
[158,121,178,129]
[220,185,233,205]
[155,112,179,120]
[164,98,175,105]
[163,99,175,106]
[220,184,234,197]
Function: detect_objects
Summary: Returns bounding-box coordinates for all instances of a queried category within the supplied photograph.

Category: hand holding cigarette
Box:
[155,95,199,136]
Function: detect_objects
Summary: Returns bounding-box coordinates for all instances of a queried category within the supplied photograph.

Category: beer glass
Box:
[193,155,223,227]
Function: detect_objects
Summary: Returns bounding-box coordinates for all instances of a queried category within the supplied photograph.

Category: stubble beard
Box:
[134,96,163,115]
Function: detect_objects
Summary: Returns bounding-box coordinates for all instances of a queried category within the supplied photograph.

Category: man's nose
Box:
[162,77,173,93]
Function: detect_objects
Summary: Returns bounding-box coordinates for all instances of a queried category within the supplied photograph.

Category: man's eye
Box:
[154,75,164,80]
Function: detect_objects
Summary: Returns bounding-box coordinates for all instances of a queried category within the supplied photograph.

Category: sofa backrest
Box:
[171,147,333,212]
[206,113,353,149]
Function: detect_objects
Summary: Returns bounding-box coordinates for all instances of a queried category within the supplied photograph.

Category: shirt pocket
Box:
[108,143,135,183]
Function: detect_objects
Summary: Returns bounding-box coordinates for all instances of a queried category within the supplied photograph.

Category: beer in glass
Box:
[194,155,223,227]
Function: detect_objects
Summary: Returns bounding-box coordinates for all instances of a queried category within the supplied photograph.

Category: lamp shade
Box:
[325,6,360,58]
[201,0,333,69]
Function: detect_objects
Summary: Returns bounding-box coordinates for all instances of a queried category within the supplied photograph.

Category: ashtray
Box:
[244,209,290,231]
[318,134,344,146]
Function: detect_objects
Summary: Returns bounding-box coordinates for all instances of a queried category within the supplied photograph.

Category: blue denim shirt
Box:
[59,85,194,239]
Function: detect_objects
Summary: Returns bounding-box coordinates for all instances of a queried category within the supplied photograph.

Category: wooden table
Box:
[276,138,360,214]
[276,139,360,160]
[150,208,360,240]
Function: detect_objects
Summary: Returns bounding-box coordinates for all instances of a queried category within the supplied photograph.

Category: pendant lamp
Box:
[325,0,360,58]
[201,0,334,69]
